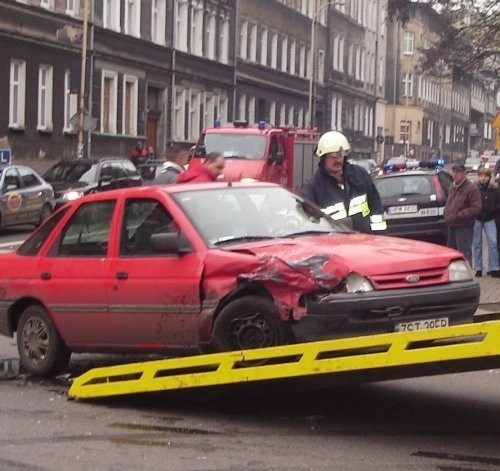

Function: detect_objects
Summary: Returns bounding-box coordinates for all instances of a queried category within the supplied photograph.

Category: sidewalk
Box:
[475,275,500,319]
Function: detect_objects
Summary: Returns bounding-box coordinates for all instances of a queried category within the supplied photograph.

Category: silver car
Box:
[0,165,55,231]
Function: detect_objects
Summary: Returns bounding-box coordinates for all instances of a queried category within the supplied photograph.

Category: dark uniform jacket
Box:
[444,178,481,227]
[300,162,385,233]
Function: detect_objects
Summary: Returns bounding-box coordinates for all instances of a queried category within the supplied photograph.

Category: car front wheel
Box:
[211,295,291,352]
[17,305,71,376]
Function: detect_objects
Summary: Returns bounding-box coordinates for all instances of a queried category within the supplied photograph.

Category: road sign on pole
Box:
[0,149,12,166]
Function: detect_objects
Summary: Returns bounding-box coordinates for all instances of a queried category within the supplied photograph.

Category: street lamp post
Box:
[307,1,344,128]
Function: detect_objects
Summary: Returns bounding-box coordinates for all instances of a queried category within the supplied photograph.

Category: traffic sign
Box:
[0,149,11,166]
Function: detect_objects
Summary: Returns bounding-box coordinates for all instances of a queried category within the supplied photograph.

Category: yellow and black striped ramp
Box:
[68,320,500,400]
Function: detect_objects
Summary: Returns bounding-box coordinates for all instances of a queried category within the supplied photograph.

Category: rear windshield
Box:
[375,175,432,198]
[44,162,94,183]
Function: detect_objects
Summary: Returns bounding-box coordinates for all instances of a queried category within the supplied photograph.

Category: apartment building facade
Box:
[384,3,496,162]
[1,0,389,164]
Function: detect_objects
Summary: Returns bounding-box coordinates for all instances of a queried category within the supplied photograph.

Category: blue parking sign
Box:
[0,149,11,165]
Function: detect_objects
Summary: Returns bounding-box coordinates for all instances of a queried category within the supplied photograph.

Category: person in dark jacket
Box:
[472,167,500,277]
[300,130,386,233]
[443,161,482,267]
[176,152,225,183]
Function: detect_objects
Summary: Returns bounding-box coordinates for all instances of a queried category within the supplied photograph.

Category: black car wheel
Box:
[17,305,71,376]
[37,203,53,226]
[211,296,291,352]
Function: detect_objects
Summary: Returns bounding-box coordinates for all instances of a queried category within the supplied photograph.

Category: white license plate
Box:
[419,207,439,216]
[395,317,449,332]
[388,205,417,214]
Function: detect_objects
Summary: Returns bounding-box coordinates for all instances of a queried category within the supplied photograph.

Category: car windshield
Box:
[172,186,349,246]
[194,133,267,160]
[44,162,95,183]
[374,175,432,198]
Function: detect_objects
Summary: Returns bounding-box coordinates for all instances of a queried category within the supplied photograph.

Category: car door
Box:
[107,197,204,349]
[0,167,27,226]
[35,199,115,347]
[17,166,46,223]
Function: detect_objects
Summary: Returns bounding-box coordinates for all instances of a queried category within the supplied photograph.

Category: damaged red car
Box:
[0,182,479,376]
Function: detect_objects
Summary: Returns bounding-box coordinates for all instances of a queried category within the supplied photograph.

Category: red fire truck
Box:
[190,120,319,190]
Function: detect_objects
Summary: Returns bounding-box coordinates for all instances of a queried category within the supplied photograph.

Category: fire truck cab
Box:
[190,121,319,190]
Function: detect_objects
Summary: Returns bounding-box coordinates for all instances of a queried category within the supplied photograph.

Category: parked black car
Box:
[373,165,453,242]
[43,158,142,208]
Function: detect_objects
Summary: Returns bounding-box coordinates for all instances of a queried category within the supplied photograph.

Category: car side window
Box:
[55,201,115,256]
[18,167,41,188]
[123,160,140,177]
[120,199,174,256]
[3,169,20,192]
[100,163,114,180]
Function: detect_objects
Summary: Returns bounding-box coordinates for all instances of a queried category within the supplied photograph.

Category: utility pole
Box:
[77,0,89,159]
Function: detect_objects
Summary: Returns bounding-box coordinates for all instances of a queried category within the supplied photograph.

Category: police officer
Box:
[301,130,386,233]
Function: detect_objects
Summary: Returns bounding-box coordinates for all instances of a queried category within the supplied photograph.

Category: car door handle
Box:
[115,271,128,280]
[40,272,51,280]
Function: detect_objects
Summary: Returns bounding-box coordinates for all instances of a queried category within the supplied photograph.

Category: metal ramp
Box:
[68,320,500,400]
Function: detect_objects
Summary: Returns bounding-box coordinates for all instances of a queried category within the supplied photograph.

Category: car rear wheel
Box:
[17,305,71,376]
[37,203,53,226]
[211,296,291,352]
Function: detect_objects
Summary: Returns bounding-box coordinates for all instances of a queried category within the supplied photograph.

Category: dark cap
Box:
[451,161,466,172]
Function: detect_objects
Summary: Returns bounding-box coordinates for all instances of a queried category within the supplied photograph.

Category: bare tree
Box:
[388,0,500,79]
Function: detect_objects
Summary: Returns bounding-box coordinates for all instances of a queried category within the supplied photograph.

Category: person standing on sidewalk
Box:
[444,161,482,267]
[472,167,500,277]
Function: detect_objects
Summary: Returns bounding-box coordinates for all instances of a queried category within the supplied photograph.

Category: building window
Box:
[260,28,268,66]
[64,69,77,133]
[317,49,325,83]
[151,0,166,45]
[175,0,188,51]
[104,0,120,31]
[269,101,276,125]
[204,93,215,128]
[188,90,201,141]
[281,36,288,73]
[403,31,414,55]
[248,97,256,124]
[400,120,411,145]
[125,0,141,37]
[37,65,53,132]
[66,0,79,16]
[271,32,278,68]
[240,20,248,59]
[173,87,186,140]
[403,72,414,97]
[205,13,217,59]
[218,94,228,124]
[219,16,230,63]
[299,44,306,77]
[287,105,295,126]
[279,104,286,126]
[191,3,204,56]
[249,22,258,62]
[9,60,26,129]
[289,40,296,75]
[122,75,138,135]
[238,95,247,121]
[40,0,54,10]
[101,70,117,134]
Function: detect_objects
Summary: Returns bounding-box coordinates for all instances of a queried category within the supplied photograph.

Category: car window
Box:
[18,167,41,188]
[55,201,115,256]
[100,163,114,179]
[2,169,21,192]
[123,160,140,177]
[18,207,70,256]
[437,171,453,194]
[44,162,93,183]
[375,175,431,197]
[120,199,174,256]
[113,162,128,178]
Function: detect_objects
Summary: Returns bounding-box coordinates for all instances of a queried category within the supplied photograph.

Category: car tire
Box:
[17,305,71,376]
[37,203,53,227]
[211,296,291,352]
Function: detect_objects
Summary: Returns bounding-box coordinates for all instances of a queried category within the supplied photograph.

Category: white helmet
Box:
[316,131,351,157]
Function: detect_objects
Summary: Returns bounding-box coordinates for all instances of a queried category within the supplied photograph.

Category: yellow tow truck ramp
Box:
[68,319,500,400]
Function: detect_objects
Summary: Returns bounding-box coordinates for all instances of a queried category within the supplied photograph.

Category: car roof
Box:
[375,168,448,179]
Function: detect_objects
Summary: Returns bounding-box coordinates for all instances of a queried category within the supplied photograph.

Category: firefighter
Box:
[300,130,386,233]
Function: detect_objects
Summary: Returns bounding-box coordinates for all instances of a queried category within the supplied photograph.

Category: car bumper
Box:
[292,281,479,341]
[385,218,445,237]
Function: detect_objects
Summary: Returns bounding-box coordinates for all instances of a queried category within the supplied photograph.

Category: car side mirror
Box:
[150,232,192,255]
[269,152,284,165]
